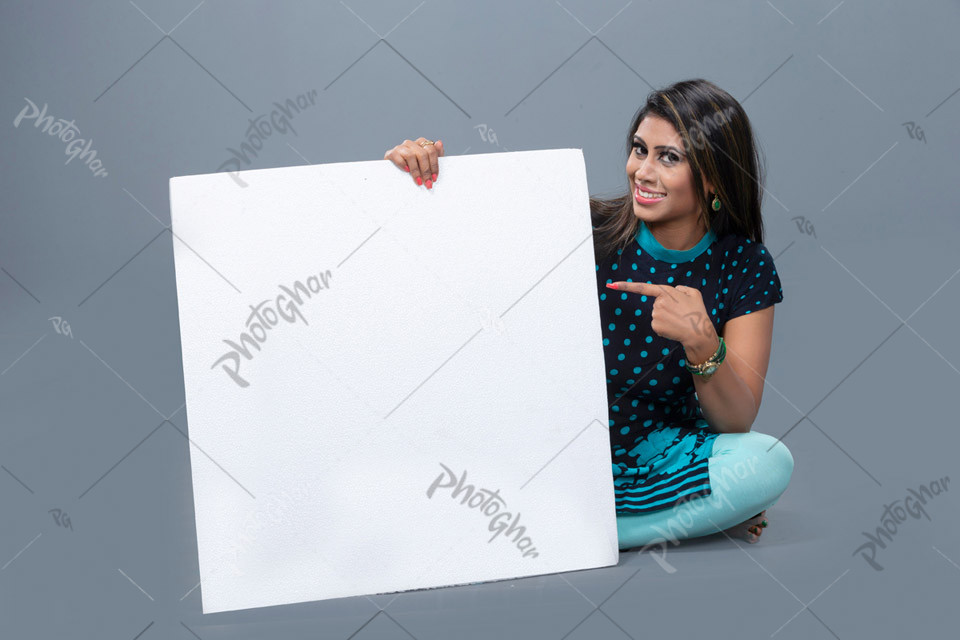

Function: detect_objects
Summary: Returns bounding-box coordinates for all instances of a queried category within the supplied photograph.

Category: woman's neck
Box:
[643,218,710,251]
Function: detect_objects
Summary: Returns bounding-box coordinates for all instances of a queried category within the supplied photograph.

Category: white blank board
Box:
[169,148,617,614]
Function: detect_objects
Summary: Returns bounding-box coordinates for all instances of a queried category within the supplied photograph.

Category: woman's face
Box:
[626,115,710,228]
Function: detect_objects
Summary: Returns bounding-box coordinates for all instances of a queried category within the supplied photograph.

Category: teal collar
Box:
[635,220,717,263]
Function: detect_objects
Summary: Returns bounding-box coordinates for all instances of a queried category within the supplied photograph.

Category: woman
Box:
[383,78,794,550]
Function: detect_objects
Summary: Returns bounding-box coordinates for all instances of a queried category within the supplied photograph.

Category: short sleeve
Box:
[723,239,783,322]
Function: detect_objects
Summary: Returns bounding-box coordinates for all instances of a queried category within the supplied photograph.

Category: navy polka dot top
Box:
[595,219,784,514]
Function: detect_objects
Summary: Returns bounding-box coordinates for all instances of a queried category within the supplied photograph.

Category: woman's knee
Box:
[744,431,794,494]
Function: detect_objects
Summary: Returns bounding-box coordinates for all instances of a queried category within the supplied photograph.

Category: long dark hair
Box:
[591,78,767,264]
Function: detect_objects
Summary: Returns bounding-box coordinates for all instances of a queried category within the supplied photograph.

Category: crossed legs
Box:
[616,431,795,550]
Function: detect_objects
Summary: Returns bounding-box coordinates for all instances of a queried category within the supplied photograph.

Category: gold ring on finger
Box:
[419,139,435,147]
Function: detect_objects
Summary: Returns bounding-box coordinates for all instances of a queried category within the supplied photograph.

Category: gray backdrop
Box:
[2,0,959,638]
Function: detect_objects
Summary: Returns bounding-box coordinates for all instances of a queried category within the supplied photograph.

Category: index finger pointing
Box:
[606,281,663,296]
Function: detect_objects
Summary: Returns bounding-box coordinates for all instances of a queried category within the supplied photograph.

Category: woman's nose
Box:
[635,157,656,183]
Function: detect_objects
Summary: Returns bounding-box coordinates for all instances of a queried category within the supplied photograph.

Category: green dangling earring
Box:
[711,193,721,211]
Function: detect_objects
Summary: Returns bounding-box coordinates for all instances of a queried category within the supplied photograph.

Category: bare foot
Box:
[722,510,768,543]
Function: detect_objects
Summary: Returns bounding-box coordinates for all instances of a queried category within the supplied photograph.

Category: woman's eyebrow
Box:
[633,136,684,154]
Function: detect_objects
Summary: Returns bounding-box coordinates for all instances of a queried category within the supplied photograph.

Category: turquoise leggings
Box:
[616,431,795,550]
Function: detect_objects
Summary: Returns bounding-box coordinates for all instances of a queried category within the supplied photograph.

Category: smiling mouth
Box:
[636,185,666,200]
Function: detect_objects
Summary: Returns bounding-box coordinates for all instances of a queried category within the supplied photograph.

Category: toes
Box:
[725,512,769,542]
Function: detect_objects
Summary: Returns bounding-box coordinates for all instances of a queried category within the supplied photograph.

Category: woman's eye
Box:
[632,143,680,164]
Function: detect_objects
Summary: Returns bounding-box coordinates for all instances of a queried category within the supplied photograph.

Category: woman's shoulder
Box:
[712,231,774,261]
[713,231,784,318]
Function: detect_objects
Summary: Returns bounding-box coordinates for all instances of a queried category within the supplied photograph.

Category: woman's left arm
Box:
[683,305,776,434]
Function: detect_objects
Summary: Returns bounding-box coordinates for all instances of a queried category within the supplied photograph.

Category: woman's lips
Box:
[635,184,666,204]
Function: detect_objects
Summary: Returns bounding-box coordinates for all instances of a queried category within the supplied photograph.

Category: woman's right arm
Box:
[383,137,445,189]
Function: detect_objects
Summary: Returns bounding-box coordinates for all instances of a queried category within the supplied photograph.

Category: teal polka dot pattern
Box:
[598,220,783,514]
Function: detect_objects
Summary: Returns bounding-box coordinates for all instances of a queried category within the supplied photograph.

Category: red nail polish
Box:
[432,173,437,181]
[416,176,423,185]
[404,165,410,172]
[425,179,432,189]
[606,283,618,289]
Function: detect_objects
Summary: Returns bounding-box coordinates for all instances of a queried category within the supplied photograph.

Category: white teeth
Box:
[637,186,665,199]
